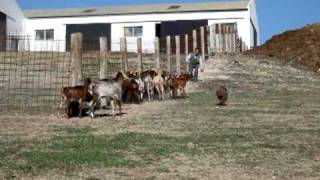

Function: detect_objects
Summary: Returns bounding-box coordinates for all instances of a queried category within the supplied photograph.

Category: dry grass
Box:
[1,54,320,179]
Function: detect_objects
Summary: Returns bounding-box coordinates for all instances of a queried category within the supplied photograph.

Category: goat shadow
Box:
[67,102,126,118]
[93,111,127,118]
[172,95,190,100]
[87,106,127,118]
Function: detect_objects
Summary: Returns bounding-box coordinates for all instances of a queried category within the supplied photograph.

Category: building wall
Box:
[208,18,248,42]
[111,22,156,53]
[25,9,256,52]
[0,0,25,35]
[248,0,260,47]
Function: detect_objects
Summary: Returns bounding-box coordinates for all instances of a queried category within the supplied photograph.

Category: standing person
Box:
[187,48,204,82]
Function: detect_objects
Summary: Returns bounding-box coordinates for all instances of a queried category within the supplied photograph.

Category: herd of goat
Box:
[59,70,193,118]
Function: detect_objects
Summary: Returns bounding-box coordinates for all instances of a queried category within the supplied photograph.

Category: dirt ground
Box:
[247,23,320,71]
[1,54,320,179]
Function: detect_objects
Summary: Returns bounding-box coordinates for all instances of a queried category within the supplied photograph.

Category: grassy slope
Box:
[1,55,320,179]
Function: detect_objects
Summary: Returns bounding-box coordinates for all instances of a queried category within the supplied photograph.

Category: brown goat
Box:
[122,78,141,103]
[169,73,192,98]
[216,85,228,106]
[177,73,192,95]
[59,78,91,118]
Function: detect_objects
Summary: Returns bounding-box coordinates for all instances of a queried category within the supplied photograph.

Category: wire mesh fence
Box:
[0,24,244,115]
[0,49,71,115]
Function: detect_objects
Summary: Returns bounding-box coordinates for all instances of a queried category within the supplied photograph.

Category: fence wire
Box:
[0,25,222,115]
[0,46,71,115]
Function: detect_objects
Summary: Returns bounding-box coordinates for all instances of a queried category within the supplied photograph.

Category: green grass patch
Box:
[2,122,320,177]
[1,86,320,178]
[0,127,197,176]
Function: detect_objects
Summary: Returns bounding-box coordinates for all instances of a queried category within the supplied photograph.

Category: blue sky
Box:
[17,0,320,43]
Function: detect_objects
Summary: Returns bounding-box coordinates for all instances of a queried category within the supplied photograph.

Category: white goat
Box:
[143,75,155,102]
[153,73,165,100]
[87,72,124,118]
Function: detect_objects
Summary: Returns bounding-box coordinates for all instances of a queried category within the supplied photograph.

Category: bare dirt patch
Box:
[247,23,320,71]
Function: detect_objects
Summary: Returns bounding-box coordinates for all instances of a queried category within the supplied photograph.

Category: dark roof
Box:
[23,0,250,18]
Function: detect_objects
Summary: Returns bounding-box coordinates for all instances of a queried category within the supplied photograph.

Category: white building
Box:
[20,0,259,52]
[0,0,25,35]
[0,0,26,50]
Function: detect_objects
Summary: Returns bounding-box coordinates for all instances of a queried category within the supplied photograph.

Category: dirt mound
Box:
[247,23,320,71]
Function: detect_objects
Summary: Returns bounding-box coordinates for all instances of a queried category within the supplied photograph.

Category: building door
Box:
[0,12,7,51]
[66,23,111,51]
[158,20,208,53]
[155,23,161,38]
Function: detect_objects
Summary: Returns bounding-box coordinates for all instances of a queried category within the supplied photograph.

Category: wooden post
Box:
[239,36,242,52]
[70,33,83,86]
[200,26,205,60]
[226,26,230,53]
[166,36,171,72]
[192,29,197,51]
[226,25,229,52]
[137,38,143,73]
[175,35,181,75]
[231,24,236,53]
[223,24,227,52]
[185,34,189,72]
[154,37,160,70]
[120,37,128,72]
[236,36,240,52]
[244,44,248,51]
[229,26,233,53]
[242,40,246,52]
[209,24,216,55]
[219,24,225,53]
[206,26,210,56]
[99,37,108,79]
[217,24,222,53]
[229,26,233,52]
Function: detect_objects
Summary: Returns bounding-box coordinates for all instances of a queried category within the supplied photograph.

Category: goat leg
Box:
[118,99,122,115]
[127,91,132,103]
[57,99,65,118]
[116,98,122,115]
[173,88,177,99]
[88,94,99,118]
[155,86,161,100]
[147,84,151,102]
[78,99,83,118]
[66,100,71,119]
[161,86,165,100]
[182,88,186,96]
[111,100,116,117]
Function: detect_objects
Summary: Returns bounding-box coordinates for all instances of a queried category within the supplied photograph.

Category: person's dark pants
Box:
[189,64,199,81]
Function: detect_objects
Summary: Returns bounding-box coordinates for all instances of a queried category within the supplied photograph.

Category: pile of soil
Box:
[247,23,320,71]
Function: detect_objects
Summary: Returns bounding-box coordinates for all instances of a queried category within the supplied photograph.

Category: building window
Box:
[124,26,143,37]
[35,29,54,40]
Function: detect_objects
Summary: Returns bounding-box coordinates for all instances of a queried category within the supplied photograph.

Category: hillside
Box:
[247,23,320,71]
